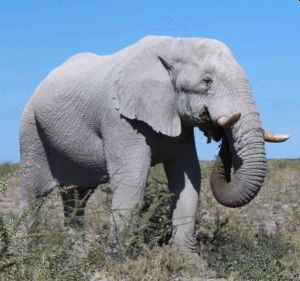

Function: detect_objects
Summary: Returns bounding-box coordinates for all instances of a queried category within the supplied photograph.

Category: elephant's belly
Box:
[47,133,109,186]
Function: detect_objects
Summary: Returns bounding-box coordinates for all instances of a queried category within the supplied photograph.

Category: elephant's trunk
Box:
[210,93,267,208]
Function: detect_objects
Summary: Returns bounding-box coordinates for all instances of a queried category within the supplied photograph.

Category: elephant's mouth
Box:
[198,106,223,143]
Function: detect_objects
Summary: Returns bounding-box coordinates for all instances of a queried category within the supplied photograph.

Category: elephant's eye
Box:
[189,76,212,94]
[178,74,212,94]
[201,77,212,88]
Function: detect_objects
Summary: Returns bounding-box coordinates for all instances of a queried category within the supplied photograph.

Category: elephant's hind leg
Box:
[60,186,96,228]
[20,109,58,229]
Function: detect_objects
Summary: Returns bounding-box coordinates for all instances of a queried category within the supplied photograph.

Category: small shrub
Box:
[90,180,173,261]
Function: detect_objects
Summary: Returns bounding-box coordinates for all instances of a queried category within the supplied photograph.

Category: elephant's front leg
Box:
[164,140,201,251]
[107,142,151,234]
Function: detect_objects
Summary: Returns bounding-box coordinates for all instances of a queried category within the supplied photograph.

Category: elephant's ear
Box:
[112,54,181,137]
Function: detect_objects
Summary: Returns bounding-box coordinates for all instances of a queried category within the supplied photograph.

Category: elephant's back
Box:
[28,52,111,123]
[31,52,110,100]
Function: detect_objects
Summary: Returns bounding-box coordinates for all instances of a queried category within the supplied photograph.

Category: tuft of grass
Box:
[200,225,299,281]
[90,245,207,281]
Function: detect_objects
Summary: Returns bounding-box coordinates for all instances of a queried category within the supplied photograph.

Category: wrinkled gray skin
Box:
[20,36,266,251]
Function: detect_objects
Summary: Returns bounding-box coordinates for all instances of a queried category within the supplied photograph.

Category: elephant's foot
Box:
[171,231,199,253]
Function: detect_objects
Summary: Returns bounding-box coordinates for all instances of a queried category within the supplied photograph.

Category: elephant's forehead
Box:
[170,38,235,66]
[181,38,231,53]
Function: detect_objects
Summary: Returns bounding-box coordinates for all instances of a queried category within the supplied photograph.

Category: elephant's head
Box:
[113,36,288,207]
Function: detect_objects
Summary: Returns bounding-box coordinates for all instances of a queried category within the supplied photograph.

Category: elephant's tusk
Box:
[217,112,241,128]
[263,131,290,143]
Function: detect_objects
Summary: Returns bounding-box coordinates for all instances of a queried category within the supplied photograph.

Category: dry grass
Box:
[0,160,299,280]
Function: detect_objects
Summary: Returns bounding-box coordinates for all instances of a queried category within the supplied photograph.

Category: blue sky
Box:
[0,0,299,162]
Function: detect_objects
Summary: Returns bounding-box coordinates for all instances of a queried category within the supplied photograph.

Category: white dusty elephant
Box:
[19,35,288,251]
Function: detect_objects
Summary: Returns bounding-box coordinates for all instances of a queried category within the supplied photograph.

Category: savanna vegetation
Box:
[0,160,299,281]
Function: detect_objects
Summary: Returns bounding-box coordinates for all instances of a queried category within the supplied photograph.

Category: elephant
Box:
[19,35,288,251]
